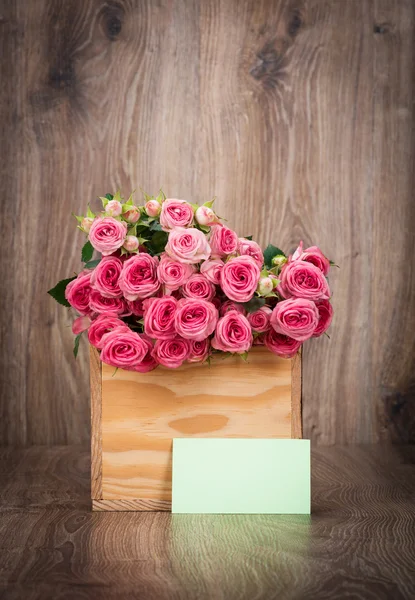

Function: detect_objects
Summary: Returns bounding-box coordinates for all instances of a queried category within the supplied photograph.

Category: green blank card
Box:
[172,438,310,514]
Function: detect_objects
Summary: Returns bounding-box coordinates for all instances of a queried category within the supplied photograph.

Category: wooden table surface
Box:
[1,445,414,600]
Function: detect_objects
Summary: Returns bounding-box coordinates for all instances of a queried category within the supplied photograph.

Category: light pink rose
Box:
[65,271,93,315]
[88,217,127,256]
[81,217,94,233]
[264,329,302,358]
[152,335,191,368]
[210,225,238,258]
[130,334,157,373]
[257,276,274,296]
[277,261,330,301]
[238,238,264,268]
[143,296,177,340]
[270,298,319,342]
[195,206,219,226]
[157,254,195,291]
[160,199,194,231]
[118,254,160,300]
[291,241,330,276]
[89,290,131,316]
[145,199,161,217]
[88,315,128,349]
[126,298,145,316]
[181,274,216,301]
[123,235,139,252]
[165,227,211,264]
[220,300,246,317]
[313,300,334,337]
[220,256,261,302]
[72,315,91,335]
[105,200,122,217]
[90,256,123,298]
[175,298,218,341]
[211,311,252,354]
[200,259,224,285]
[100,328,150,369]
[247,305,272,333]
[123,206,140,224]
[188,338,210,363]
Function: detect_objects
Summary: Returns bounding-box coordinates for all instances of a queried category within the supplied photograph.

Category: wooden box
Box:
[90,346,302,511]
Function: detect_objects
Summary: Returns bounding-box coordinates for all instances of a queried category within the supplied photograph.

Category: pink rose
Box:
[175,298,218,341]
[88,315,128,349]
[123,235,139,252]
[145,200,161,217]
[90,256,123,298]
[291,241,330,276]
[270,298,319,342]
[277,261,330,301]
[118,254,160,300]
[143,296,177,340]
[160,199,194,231]
[89,290,131,316]
[210,225,238,257]
[313,300,333,337]
[200,259,224,284]
[88,217,127,256]
[264,329,302,358]
[247,305,272,332]
[211,311,252,354]
[195,206,219,226]
[126,298,145,316]
[238,238,264,268]
[101,328,150,369]
[220,300,246,316]
[165,227,211,264]
[220,256,261,302]
[123,205,140,224]
[152,336,191,368]
[188,338,210,363]
[130,334,157,373]
[105,200,122,217]
[65,271,93,315]
[72,315,91,335]
[182,274,216,301]
[157,254,195,291]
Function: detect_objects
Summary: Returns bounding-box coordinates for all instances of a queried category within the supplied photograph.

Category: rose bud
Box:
[105,199,123,217]
[81,217,94,233]
[195,206,219,227]
[271,255,287,268]
[145,199,161,217]
[257,276,274,296]
[123,205,141,224]
[123,235,139,253]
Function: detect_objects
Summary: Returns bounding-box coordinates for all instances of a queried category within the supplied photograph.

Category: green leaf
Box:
[245,235,253,241]
[72,213,84,223]
[239,351,249,362]
[149,230,168,254]
[84,258,101,269]
[263,244,286,269]
[73,333,82,358]
[47,277,76,307]
[149,220,163,232]
[105,193,114,200]
[329,260,340,268]
[86,205,95,218]
[203,197,216,209]
[242,296,266,313]
[81,240,94,263]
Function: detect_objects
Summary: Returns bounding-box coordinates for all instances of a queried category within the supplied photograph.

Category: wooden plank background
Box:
[1,0,414,446]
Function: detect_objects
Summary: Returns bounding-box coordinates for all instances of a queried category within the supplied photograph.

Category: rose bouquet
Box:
[48,191,334,372]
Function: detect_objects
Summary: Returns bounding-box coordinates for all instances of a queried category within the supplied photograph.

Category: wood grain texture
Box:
[1,0,414,446]
[1,445,415,599]
[291,350,302,438]
[90,346,102,499]
[92,499,171,512]
[99,347,297,504]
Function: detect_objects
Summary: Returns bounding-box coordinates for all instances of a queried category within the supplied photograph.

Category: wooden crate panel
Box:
[96,346,300,506]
